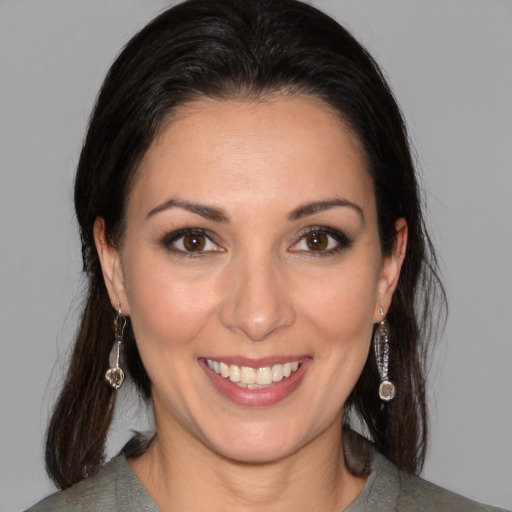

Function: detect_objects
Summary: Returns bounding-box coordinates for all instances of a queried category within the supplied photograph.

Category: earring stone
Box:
[105,308,126,390]
[374,308,396,402]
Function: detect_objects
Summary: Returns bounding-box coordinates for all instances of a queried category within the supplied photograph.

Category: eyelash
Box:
[290,226,353,256]
[161,228,222,257]
[161,226,353,257]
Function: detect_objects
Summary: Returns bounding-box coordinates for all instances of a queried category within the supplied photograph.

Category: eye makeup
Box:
[289,225,354,256]
[161,227,223,256]
[159,223,354,260]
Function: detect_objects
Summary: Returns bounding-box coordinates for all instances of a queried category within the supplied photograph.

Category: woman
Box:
[26,0,507,510]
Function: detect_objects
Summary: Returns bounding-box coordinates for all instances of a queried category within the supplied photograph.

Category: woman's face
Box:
[96,96,406,463]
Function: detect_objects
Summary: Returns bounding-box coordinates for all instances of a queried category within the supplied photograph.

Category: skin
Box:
[94,95,407,511]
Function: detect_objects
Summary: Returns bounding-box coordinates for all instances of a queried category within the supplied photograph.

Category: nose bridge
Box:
[219,248,295,341]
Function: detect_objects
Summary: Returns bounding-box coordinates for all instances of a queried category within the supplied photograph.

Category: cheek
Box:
[122,252,218,354]
[295,255,381,399]
[299,260,381,338]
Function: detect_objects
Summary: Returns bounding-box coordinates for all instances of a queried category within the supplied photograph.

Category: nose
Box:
[219,254,296,342]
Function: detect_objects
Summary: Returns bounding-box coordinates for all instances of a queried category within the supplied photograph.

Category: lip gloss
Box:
[199,357,311,407]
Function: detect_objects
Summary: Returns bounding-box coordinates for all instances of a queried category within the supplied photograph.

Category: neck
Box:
[129,416,367,512]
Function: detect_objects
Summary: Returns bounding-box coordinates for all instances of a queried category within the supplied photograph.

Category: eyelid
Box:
[289,225,353,254]
[161,227,224,255]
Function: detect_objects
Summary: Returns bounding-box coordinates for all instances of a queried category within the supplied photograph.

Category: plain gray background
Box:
[1,0,511,510]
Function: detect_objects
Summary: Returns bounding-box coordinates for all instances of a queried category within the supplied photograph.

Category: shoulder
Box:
[397,470,507,512]
[358,450,508,512]
[24,456,158,512]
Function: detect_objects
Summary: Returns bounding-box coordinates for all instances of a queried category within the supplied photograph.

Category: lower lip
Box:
[200,358,311,407]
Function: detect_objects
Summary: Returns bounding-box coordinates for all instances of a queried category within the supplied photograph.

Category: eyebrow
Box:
[146,197,364,224]
[288,198,364,223]
[146,198,230,222]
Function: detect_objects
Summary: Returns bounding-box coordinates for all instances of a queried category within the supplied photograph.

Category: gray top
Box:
[26,450,508,511]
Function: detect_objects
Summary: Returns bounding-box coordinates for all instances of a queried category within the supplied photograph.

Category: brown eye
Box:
[289,227,353,255]
[305,232,328,251]
[183,233,206,251]
[163,228,223,255]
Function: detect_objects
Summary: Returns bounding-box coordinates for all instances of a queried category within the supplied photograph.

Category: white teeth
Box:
[256,366,273,385]
[229,364,241,382]
[205,358,301,387]
[240,366,256,384]
[219,362,229,378]
[272,364,284,382]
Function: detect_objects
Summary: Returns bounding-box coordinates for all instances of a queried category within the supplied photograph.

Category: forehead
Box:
[129,95,374,218]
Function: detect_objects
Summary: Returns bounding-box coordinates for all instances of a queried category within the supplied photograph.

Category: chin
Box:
[199,417,310,465]
[213,439,296,465]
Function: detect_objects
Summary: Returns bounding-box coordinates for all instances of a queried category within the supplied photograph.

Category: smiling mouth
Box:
[205,358,302,388]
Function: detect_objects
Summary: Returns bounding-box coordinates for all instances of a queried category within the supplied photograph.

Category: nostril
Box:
[218,260,296,340]
[218,292,296,341]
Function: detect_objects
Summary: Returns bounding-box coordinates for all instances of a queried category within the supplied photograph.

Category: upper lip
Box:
[201,355,310,368]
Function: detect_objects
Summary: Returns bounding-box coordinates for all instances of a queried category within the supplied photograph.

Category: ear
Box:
[373,218,408,322]
[93,217,130,315]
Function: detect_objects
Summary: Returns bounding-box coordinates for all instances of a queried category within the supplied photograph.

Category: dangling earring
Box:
[105,305,126,390]
[374,307,396,402]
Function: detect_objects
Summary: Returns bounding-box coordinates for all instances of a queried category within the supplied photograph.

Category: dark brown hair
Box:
[46,0,445,489]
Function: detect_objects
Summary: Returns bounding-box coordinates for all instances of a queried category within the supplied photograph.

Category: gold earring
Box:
[374,307,396,402]
[105,305,126,390]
